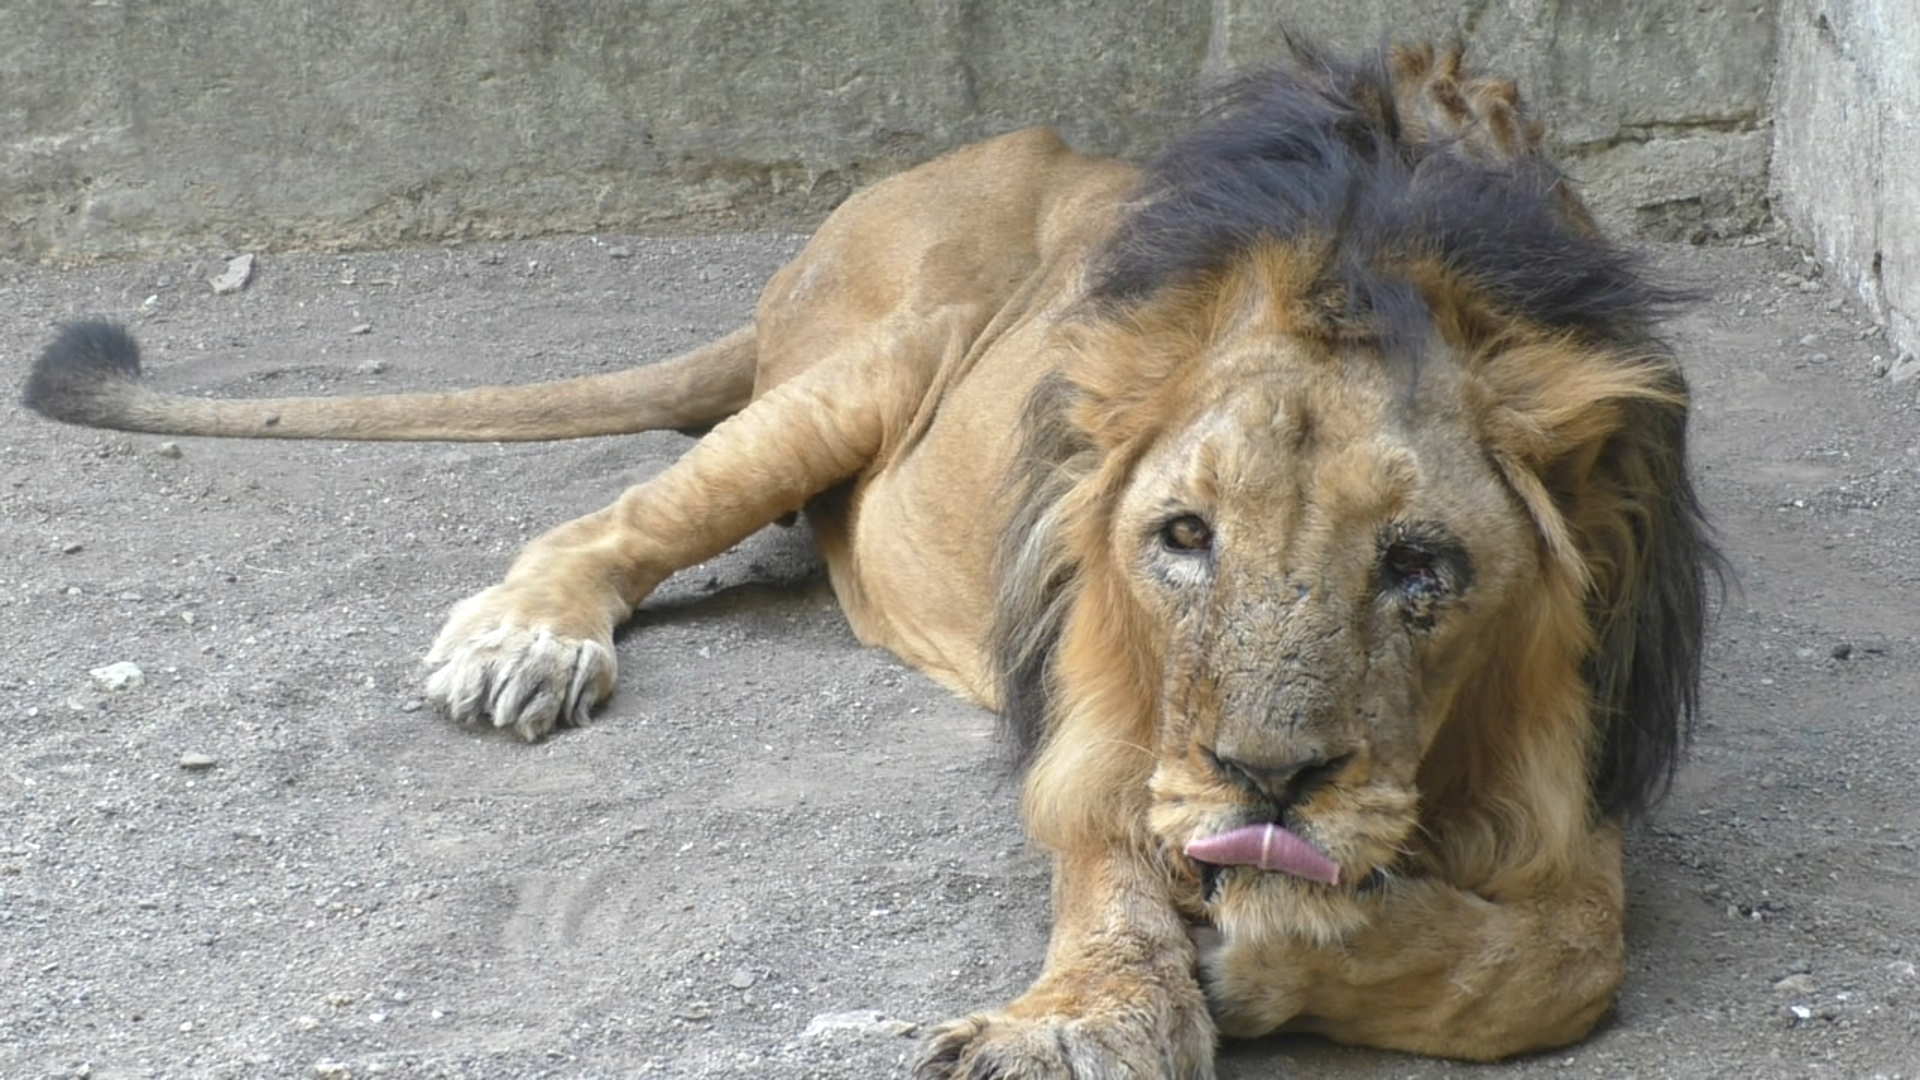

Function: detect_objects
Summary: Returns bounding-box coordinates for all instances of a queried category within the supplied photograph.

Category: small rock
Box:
[209,254,255,295]
[398,699,423,713]
[313,1061,350,1080]
[606,244,633,259]
[179,752,218,771]
[672,1001,713,1022]
[1799,334,1821,347]
[1773,973,1816,994]
[90,661,145,691]
[61,541,83,554]
[1788,1004,1812,1021]
[356,358,387,374]
[347,323,373,336]
[1808,352,1829,364]
[1869,355,1891,376]
[802,1010,919,1040]
[155,441,183,459]
[140,294,161,314]
[1830,642,1853,661]
[729,968,757,989]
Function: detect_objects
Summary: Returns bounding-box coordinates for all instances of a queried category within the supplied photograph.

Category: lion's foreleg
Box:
[917,847,1217,1080]
[425,330,931,739]
[1203,826,1627,1062]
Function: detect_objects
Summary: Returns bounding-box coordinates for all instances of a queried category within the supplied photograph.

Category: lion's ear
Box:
[1480,343,1720,818]
[1060,293,1217,455]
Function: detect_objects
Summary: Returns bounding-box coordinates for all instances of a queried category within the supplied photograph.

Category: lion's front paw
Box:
[915,1005,1215,1080]
[423,585,616,740]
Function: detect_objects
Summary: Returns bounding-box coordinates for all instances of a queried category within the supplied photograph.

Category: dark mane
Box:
[992,372,1088,767]
[1090,45,1684,349]
[992,43,1719,819]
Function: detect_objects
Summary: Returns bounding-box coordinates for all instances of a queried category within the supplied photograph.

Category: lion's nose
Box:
[1210,748,1352,808]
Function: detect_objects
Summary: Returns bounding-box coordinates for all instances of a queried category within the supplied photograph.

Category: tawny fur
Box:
[24,44,1714,1080]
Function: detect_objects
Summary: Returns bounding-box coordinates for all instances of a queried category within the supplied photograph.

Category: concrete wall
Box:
[1,1,1777,264]
[1772,0,1918,361]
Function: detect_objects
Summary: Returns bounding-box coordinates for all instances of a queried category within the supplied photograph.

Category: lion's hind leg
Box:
[1387,44,1600,234]
[425,318,946,740]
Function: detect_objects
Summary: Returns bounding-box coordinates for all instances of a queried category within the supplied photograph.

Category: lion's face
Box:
[1002,238,1703,949]
[1118,335,1544,942]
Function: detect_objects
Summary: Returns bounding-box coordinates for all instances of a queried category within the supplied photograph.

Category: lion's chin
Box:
[1182,803,1417,947]
[1207,866,1380,946]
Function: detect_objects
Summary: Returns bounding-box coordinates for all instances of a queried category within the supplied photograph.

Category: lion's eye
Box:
[1160,514,1213,553]
[1383,542,1439,591]
[1378,524,1469,611]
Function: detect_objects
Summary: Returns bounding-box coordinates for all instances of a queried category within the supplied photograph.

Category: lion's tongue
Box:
[1185,823,1340,885]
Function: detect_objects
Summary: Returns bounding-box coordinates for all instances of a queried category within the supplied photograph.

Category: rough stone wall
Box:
[1771,0,1918,361]
[2,1,1773,263]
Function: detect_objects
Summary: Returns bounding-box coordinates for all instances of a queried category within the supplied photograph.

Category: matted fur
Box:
[25,40,1720,1080]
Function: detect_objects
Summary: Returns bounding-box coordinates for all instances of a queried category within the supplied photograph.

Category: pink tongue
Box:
[1185,823,1341,885]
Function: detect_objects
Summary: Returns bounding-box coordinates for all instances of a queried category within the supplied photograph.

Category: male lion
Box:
[26,44,1714,1079]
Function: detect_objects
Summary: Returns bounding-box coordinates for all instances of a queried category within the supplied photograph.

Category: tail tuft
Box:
[22,321,144,425]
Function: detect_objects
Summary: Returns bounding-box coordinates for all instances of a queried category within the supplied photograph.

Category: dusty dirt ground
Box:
[2,230,1916,1080]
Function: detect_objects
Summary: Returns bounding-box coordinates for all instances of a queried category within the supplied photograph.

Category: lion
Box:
[24,43,1715,1078]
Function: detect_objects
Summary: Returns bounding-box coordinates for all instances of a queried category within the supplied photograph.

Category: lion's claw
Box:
[915,1009,1215,1080]
[424,588,616,740]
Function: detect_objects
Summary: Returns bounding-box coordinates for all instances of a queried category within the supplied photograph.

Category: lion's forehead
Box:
[1162,364,1498,516]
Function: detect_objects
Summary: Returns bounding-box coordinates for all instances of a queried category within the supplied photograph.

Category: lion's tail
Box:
[21,321,758,442]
